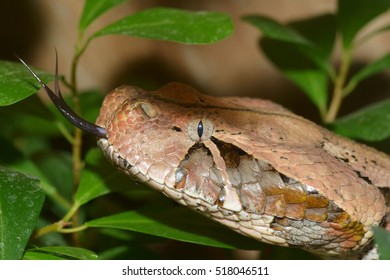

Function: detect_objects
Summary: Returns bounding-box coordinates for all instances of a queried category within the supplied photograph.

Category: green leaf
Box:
[338,0,390,48]
[260,38,328,113]
[285,69,328,111]
[345,53,390,96]
[373,227,390,260]
[0,167,45,259]
[79,0,127,32]
[25,246,98,260]
[23,251,66,260]
[243,15,310,43]
[34,151,73,204]
[332,99,390,141]
[0,95,60,139]
[243,14,336,63]
[0,60,54,106]
[243,14,337,114]
[244,14,336,75]
[79,90,104,124]
[87,196,263,250]
[289,14,336,75]
[92,7,233,44]
[75,148,135,206]
[0,137,71,211]
[97,245,128,260]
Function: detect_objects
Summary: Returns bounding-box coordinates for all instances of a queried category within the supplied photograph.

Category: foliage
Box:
[373,227,390,260]
[0,167,44,259]
[0,0,389,260]
[243,0,390,139]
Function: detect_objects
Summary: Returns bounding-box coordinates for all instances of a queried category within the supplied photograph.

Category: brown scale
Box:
[174,138,366,252]
[210,138,367,251]
[174,143,221,204]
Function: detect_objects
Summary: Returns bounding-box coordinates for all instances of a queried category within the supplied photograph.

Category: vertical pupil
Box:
[197,121,204,138]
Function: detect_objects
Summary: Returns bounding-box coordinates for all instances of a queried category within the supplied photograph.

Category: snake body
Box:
[95,83,390,259]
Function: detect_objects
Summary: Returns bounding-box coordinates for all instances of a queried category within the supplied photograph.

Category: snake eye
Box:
[197,121,204,138]
[187,118,214,142]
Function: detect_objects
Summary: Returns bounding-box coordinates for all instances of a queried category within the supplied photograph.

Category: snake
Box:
[19,56,390,259]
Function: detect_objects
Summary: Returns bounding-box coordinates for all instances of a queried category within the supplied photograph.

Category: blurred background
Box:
[1,0,389,121]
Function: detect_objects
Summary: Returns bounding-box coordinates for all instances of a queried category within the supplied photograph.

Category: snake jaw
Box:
[17,52,107,139]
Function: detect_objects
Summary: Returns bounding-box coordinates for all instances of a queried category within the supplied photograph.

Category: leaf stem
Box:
[34,220,88,238]
[34,201,82,239]
[62,202,81,222]
[58,224,88,234]
[325,47,352,123]
[34,220,71,239]
[70,53,82,189]
[70,33,92,188]
[67,32,93,245]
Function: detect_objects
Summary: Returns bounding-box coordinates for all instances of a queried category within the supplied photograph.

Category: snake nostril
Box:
[172,126,182,132]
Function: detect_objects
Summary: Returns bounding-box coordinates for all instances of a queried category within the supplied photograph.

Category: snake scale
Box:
[20,56,390,259]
